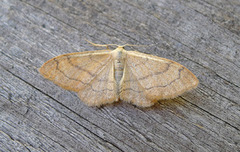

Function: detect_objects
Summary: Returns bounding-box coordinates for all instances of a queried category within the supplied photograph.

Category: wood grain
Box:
[0,0,239,151]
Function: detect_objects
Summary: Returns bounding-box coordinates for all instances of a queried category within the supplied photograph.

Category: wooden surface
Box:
[0,0,239,151]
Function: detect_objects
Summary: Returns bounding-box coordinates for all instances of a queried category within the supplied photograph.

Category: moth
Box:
[39,42,198,107]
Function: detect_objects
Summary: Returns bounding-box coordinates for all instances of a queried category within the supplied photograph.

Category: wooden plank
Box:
[0,0,239,151]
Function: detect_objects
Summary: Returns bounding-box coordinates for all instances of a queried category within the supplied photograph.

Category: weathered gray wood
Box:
[0,0,239,151]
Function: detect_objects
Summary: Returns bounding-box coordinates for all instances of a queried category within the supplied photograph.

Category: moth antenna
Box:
[85,39,120,49]
[122,44,148,47]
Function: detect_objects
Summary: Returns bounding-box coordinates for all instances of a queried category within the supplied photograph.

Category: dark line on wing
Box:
[90,86,114,92]
[54,58,114,92]
[139,62,172,81]
[121,67,184,93]
[124,62,172,82]
[146,67,184,90]
[67,55,95,77]
[131,57,149,67]
[120,88,144,93]
[89,54,105,66]
[55,58,87,85]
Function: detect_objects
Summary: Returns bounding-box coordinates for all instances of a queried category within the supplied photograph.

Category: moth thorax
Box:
[114,50,125,85]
